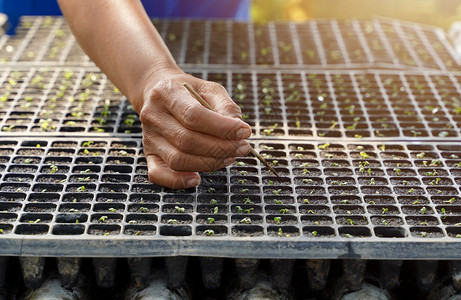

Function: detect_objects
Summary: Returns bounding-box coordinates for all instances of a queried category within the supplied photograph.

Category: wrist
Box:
[129,62,184,113]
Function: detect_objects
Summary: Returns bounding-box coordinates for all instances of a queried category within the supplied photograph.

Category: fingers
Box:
[143,133,236,172]
[145,154,201,189]
[169,99,251,140]
[139,74,252,189]
[198,83,244,119]
[147,113,250,157]
[155,80,251,140]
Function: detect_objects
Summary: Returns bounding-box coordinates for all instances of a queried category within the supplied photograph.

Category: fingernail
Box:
[186,177,201,188]
[236,127,251,139]
[236,143,250,156]
[224,157,236,166]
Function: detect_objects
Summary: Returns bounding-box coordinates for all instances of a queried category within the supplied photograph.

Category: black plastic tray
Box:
[1,67,461,141]
[0,16,459,71]
[0,138,460,259]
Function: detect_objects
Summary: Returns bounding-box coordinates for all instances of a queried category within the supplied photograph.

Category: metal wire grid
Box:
[0,16,458,71]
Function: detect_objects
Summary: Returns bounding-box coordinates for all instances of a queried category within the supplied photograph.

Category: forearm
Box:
[57,0,178,111]
[58,0,251,189]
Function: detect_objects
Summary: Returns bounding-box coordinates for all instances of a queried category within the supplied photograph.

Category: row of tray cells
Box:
[0,139,460,158]
[207,71,461,138]
[3,17,456,71]
[1,187,461,238]
[1,69,461,138]
[1,151,461,184]
[0,69,137,134]
[149,18,457,69]
[0,141,461,176]
[1,210,460,239]
[1,183,461,209]
[1,194,461,224]
[0,17,88,63]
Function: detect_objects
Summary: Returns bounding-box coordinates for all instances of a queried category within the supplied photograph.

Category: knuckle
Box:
[139,106,156,124]
[165,150,187,171]
[181,104,199,128]
[140,88,166,125]
[206,81,226,92]
[223,102,242,115]
[174,130,194,153]
[139,105,152,124]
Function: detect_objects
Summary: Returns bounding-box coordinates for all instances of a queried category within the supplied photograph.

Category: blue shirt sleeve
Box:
[0,0,250,34]
[141,0,250,20]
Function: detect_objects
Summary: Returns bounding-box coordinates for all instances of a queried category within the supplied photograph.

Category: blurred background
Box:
[1,0,461,33]
[252,0,461,29]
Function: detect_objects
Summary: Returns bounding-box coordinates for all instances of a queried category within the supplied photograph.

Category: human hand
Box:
[138,68,251,189]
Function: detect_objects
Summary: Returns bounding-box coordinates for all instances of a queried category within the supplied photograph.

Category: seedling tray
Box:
[0,137,459,259]
[0,16,460,298]
[0,16,459,71]
[1,67,461,141]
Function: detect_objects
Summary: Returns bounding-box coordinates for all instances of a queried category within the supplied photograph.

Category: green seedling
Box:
[240,217,252,224]
[273,189,282,195]
[244,197,253,204]
[98,216,108,223]
[445,198,456,204]
[346,219,356,225]
[279,208,289,214]
[203,229,215,236]
[359,152,370,159]
[174,206,185,213]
